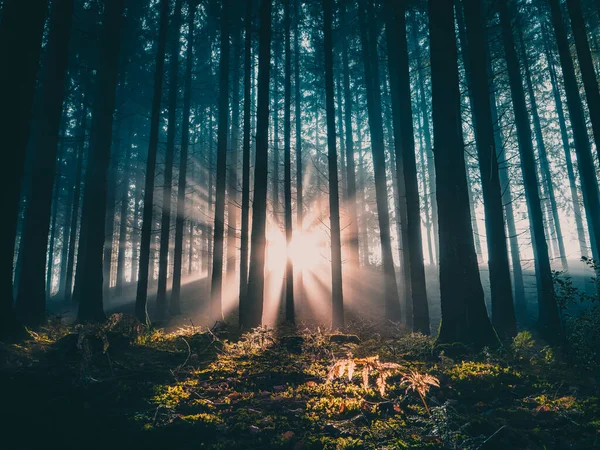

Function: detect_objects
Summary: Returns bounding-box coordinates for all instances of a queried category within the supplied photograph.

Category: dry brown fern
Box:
[327,355,403,396]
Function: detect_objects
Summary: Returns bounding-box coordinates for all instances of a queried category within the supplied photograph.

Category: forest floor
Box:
[1,315,599,450]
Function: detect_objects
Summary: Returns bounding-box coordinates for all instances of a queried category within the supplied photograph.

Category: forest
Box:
[2,0,600,448]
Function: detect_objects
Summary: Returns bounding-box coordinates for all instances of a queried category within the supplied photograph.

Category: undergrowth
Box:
[1,317,599,449]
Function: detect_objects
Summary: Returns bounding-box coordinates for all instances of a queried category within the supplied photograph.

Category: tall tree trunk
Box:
[135,0,170,323]
[294,0,304,309]
[485,32,527,318]
[498,0,560,341]
[239,0,253,321]
[171,1,197,316]
[455,3,484,265]
[115,135,132,297]
[323,0,344,329]
[102,123,121,304]
[357,0,402,321]
[226,12,241,287]
[565,0,600,161]
[411,14,438,266]
[429,0,498,348]
[76,0,126,323]
[384,0,430,334]
[417,105,435,266]
[356,106,369,267]
[58,135,76,299]
[156,0,183,320]
[283,0,295,324]
[549,0,600,263]
[63,90,88,304]
[516,19,567,271]
[340,1,360,269]
[131,150,143,283]
[244,0,272,329]
[0,0,48,337]
[543,31,588,258]
[47,126,67,300]
[209,0,231,323]
[462,0,516,339]
[273,37,281,226]
[15,0,74,327]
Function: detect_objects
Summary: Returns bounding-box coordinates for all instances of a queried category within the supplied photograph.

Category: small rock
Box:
[248,425,261,434]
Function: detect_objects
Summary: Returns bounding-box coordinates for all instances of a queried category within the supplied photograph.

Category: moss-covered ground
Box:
[1,315,599,449]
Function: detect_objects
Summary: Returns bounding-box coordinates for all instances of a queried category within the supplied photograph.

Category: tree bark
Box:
[340,1,360,270]
[239,0,253,321]
[209,0,231,323]
[357,0,402,322]
[135,0,170,323]
[283,0,295,324]
[171,1,197,316]
[323,0,344,329]
[76,0,126,323]
[15,0,74,327]
[244,0,272,329]
[429,0,498,348]
[0,0,48,336]
[384,0,430,334]
[462,0,516,339]
[498,0,560,341]
[156,0,183,320]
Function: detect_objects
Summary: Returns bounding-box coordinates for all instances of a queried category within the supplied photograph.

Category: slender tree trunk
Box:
[0,0,48,337]
[340,1,360,269]
[273,36,281,226]
[226,13,241,287]
[244,0,272,329]
[63,91,88,304]
[323,0,344,329]
[566,0,600,161]
[15,0,74,327]
[76,0,126,323]
[47,126,67,300]
[411,15,438,266]
[462,0,516,339]
[417,106,435,266]
[336,69,347,199]
[356,108,369,267]
[455,3,484,265]
[543,33,588,258]
[239,0,253,321]
[294,0,304,309]
[135,0,170,323]
[283,0,295,324]
[549,0,600,263]
[102,122,121,303]
[498,0,560,341]
[516,21,567,271]
[429,0,498,348]
[156,0,183,320]
[131,150,143,283]
[171,1,197,316]
[115,135,132,297]
[485,32,527,318]
[210,0,231,323]
[358,0,402,321]
[58,136,76,299]
[385,0,430,334]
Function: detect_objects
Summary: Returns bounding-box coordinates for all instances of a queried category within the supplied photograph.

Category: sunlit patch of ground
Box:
[1,317,599,449]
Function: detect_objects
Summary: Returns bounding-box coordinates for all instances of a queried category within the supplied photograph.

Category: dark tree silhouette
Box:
[428,0,498,348]
[244,0,272,329]
[76,0,126,323]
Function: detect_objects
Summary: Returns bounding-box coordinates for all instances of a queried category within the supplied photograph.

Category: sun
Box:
[266,227,327,272]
